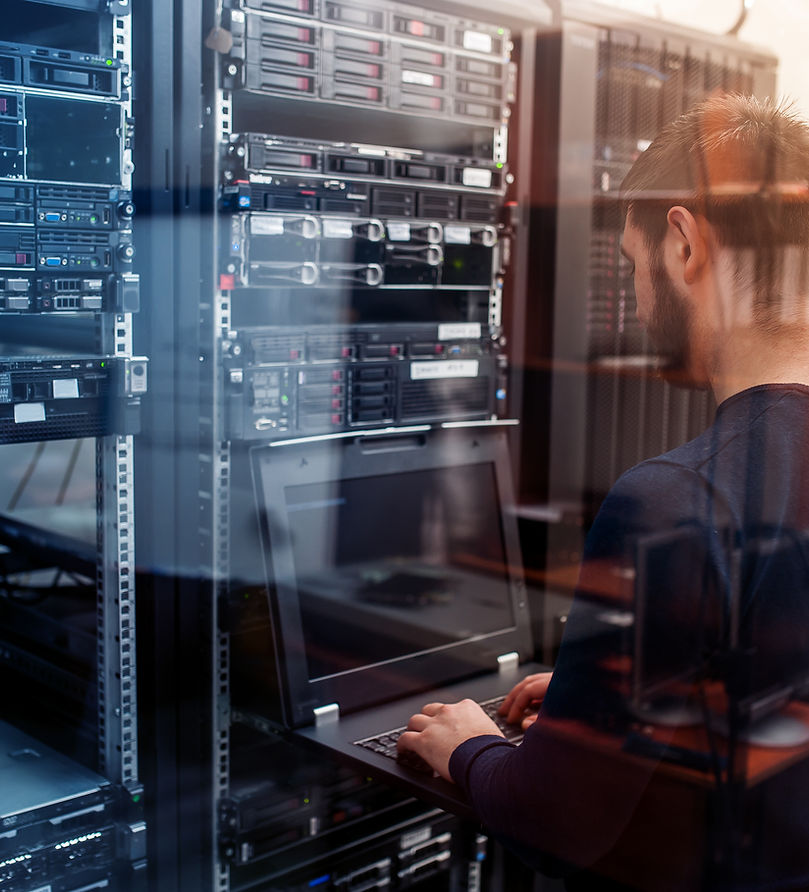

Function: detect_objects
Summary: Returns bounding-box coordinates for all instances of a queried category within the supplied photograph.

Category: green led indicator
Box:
[101,361,105,367]
[303,798,310,804]
[281,394,289,405]
[497,28,504,35]
[496,162,504,169]
[106,59,113,66]
[132,794,141,803]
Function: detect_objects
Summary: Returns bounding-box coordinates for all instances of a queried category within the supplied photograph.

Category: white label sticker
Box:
[438,323,481,340]
[250,216,285,236]
[462,167,493,188]
[53,378,79,399]
[443,225,471,245]
[14,403,46,423]
[322,219,354,239]
[357,145,387,157]
[401,827,432,849]
[411,360,479,380]
[387,222,411,242]
[402,69,437,87]
[463,30,493,53]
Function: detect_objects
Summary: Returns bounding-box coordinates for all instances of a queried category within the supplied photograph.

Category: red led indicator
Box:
[299,28,312,41]
[0,98,7,113]
[289,349,300,359]
[331,414,341,424]
[219,274,235,290]
[390,346,399,356]
[370,41,381,54]
[367,87,380,100]
[332,370,342,381]
[298,0,310,10]
[432,53,443,65]
[341,347,351,357]
[409,20,425,36]
[331,399,341,409]
[299,190,316,196]
[15,253,27,264]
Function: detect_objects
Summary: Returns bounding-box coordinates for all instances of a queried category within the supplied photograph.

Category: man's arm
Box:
[398,460,719,866]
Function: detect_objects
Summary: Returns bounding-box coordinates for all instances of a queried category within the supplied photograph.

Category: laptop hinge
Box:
[497,651,519,673]
[314,703,340,726]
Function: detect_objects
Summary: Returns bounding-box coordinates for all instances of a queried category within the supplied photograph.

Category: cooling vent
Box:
[400,378,489,420]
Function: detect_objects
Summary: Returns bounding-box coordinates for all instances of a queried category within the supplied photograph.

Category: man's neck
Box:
[710,328,809,404]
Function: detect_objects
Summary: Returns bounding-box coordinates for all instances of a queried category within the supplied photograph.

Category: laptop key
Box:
[396,748,436,775]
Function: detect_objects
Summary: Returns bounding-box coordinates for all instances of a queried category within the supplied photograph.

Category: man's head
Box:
[620,94,809,388]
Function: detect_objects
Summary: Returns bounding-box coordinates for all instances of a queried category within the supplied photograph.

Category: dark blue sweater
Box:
[450,384,809,890]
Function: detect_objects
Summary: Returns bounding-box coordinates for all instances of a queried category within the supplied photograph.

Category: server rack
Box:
[0,1,147,890]
[189,1,557,890]
[526,2,777,650]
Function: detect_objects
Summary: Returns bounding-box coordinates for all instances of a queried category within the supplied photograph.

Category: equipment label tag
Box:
[438,323,481,340]
[411,360,479,380]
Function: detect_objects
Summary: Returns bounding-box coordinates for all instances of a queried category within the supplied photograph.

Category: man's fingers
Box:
[501,673,553,723]
[396,729,421,752]
[406,712,432,732]
[505,684,545,723]
[420,702,445,716]
[499,678,531,713]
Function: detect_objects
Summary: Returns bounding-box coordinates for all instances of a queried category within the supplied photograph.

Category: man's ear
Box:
[666,206,710,285]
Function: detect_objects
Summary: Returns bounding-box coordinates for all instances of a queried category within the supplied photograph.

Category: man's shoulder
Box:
[611,451,705,500]
[592,453,716,547]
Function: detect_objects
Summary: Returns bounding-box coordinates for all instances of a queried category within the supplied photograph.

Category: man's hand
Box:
[397,699,504,781]
[498,672,553,728]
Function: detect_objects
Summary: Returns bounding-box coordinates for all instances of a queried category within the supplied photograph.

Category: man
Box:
[397,94,809,889]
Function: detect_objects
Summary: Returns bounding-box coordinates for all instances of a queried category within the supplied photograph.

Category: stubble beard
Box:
[646,259,704,389]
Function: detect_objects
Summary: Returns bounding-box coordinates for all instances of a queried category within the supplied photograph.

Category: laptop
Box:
[249,425,545,817]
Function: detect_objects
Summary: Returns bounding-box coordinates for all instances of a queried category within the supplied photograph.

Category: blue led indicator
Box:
[308,874,330,888]
[496,388,506,400]
[238,196,251,208]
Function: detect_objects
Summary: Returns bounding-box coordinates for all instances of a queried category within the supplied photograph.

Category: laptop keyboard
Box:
[354,696,524,774]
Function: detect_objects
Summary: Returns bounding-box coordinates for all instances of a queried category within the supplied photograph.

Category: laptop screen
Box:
[252,428,531,727]
[286,461,514,682]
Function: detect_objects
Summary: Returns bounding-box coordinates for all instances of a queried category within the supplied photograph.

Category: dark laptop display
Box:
[251,428,533,730]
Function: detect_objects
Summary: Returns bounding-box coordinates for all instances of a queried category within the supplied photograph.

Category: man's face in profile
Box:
[622,215,695,387]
